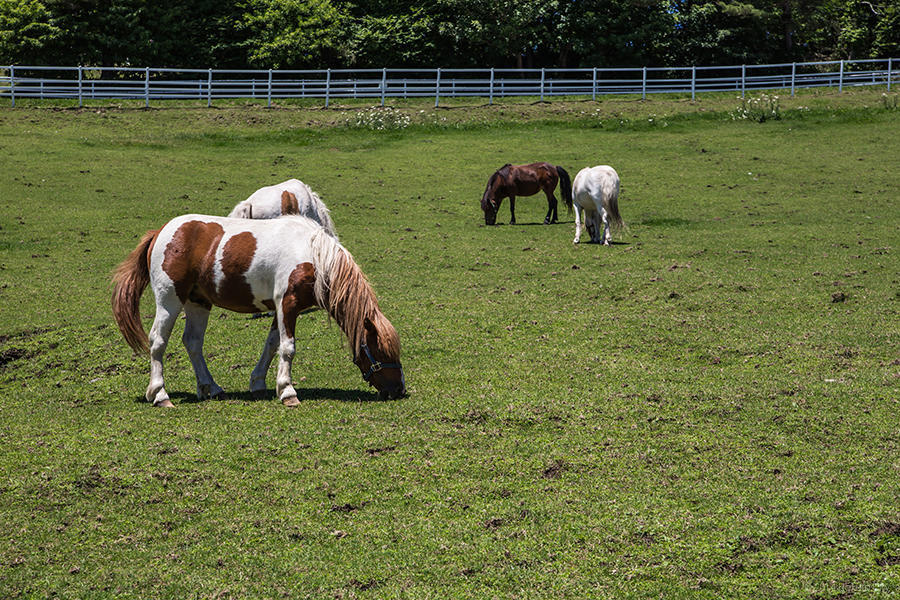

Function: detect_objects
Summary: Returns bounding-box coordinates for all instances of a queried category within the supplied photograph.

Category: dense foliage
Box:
[1,0,898,68]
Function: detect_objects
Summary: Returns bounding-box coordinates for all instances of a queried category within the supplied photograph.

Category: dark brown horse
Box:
[480,162,573,226]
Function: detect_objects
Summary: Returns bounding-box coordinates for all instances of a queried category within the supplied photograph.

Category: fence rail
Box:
[1,59,896,108]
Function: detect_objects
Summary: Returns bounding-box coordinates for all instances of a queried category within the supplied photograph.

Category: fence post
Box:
[489,68,494,105]
[145,67,150,108]
[325,69,331,107]
[381,68,387,106]
[267,69,272,107]
[791,62,796,97]
[78,65,83,107]
[838,60,844,92]
[592,67,597,101]
[691,66,696,100]
[887,58,892,92]
[741,64,746,98]
[435,68,441,108]
[540,68,545,101]
[207,68,212,107]
[9,65,14,107]
[642,66,647,100]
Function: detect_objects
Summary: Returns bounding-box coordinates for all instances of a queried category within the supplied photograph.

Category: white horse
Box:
[112,215,405,407]
[229,179,338,239]
[572,165,624,245]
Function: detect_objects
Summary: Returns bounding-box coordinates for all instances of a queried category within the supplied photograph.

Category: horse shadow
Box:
[584,239,630,246]
[133,387,385,405]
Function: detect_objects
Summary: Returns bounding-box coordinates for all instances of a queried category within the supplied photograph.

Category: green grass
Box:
[0,89,898,599]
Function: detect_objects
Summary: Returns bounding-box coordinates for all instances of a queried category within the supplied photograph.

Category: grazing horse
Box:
[111,215,405,407]
[572,165,624,245]
[480,162,572,226]
[229,179,338,239]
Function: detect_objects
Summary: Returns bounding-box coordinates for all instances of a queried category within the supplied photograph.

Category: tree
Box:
[666,0,783,65]
[347,10,435,67]
[0,0,60,64]
[561,0,675,67]
[236,0,350,68]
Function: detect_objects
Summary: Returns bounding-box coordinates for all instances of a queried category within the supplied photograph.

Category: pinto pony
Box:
[572,165,624,245]
[229,179,338,238]
[112,215,405,407]
[480,162,572,226]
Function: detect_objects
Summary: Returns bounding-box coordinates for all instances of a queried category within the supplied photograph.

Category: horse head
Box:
[355,313,406,400]
[481,170,505,225]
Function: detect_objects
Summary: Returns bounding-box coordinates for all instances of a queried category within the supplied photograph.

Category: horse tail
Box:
[606,179,625,231]
[556,166,573,213]
[111,229,158,355]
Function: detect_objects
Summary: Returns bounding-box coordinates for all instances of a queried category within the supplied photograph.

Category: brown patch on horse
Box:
[281,190,300,215]
[280,262,318,338]
[162,221,260,313]
[162,220,224,305]
[215,232,258,311]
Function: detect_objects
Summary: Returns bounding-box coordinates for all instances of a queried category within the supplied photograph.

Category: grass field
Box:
[0,89,898,599]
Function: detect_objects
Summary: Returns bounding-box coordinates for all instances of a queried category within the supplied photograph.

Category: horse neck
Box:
[483,175,503,205]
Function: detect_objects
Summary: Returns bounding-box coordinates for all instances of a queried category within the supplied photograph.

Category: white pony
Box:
[572,165,624,245]
[229,178,338,239]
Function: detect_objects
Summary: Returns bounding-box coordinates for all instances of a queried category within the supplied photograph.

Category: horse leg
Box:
[274,304,300,407]
[585,210,598,243]
[145,291,182,407]
[601,209,612,246]
[573,204,583,244]
[544,189,558,224]
[509,196,516,225]
[182,302,224,401]
[249,316,279,399]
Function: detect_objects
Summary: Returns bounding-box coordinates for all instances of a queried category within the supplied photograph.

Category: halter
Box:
[359,342,404,385]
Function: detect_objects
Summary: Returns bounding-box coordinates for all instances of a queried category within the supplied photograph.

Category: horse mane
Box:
[309,230,399,361]
[483,164,513,209]
[493,164,513,183]
[303,186,338,239]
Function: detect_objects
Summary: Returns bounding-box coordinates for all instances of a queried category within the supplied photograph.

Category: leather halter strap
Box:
[360,342,404,384]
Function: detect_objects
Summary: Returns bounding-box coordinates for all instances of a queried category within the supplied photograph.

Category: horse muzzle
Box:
[379,381,407,401]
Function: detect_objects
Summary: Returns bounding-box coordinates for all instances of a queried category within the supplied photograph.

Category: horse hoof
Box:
[154,399,175,408]
[282,396,300,407]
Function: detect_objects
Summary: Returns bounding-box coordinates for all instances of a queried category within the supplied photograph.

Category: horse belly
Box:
[516,181,542,197]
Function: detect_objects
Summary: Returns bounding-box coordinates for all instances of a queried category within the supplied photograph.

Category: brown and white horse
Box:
[229,178,338,239]
[480,162,572,226]
[112,214,405,407]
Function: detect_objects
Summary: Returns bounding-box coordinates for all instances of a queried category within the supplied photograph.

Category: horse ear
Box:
[281,191,300,215]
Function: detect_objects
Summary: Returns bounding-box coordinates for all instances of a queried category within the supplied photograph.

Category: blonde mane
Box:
[309,230,400,361]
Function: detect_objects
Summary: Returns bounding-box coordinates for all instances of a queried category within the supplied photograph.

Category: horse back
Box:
[509,162,558,196]
[151,215,319,314]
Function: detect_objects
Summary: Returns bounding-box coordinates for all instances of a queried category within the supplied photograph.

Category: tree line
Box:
[2,0,898,69]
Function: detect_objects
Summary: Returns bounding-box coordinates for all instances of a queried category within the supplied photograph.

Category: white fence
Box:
[1,59,897,108]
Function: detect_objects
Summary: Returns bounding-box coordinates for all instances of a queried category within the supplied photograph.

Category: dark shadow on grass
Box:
[134,387,384,405]
[491,220,573,226]
[583,239,630,246]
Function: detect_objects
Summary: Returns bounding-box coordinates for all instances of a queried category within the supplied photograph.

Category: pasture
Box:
[0,91,898,599]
